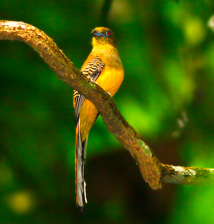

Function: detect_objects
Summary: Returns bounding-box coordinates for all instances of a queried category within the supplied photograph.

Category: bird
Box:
[73,27,124,210]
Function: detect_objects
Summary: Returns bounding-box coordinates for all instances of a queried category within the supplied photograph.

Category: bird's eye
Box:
[105,31,111,37]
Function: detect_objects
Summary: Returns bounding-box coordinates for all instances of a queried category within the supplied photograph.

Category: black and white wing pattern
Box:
[74,56,104,123]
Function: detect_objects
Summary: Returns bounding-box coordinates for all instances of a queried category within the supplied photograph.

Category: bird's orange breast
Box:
[79,65,124,141]
[78,46,124,141]
[96,65,124,96]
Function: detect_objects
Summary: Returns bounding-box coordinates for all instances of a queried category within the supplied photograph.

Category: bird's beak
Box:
[91,30,105,38]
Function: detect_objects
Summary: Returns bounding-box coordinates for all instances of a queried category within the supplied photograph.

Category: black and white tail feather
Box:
[74,56,104,210]
[75,119,88,210]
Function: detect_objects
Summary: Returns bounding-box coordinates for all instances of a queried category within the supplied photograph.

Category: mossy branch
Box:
[161,164,214,185]
[0,21,213,189]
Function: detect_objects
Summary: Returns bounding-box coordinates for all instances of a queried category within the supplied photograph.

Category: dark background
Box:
[1,0,214,223]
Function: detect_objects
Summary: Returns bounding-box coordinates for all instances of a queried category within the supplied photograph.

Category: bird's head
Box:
[91,27,116,47]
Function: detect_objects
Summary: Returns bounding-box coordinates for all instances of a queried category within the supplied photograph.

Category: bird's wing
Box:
[74,56,104,124]
[74,56,104,209]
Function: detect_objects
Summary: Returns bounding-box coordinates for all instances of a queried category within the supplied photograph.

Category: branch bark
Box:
[0,21,213,189]
[162,164,214,185]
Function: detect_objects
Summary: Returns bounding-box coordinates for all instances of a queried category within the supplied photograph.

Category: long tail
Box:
[75,119,88,211]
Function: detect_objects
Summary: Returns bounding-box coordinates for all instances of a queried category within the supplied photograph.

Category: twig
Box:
[100,0,113,26]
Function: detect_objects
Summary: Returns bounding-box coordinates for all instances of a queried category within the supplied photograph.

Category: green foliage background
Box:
[1,0,214,223]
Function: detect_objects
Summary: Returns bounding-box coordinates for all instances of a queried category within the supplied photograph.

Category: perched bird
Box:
[73,27,124,210]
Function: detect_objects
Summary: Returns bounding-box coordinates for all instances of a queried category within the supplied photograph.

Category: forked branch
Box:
[0,21,213,189]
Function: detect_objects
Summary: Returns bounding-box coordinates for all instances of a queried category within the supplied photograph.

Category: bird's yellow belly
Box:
[97,66,124,96]
[79,66,124,140]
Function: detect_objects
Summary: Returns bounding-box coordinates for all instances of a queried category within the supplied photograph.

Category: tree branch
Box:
[0,21,213,189]
[162,164,214,185]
